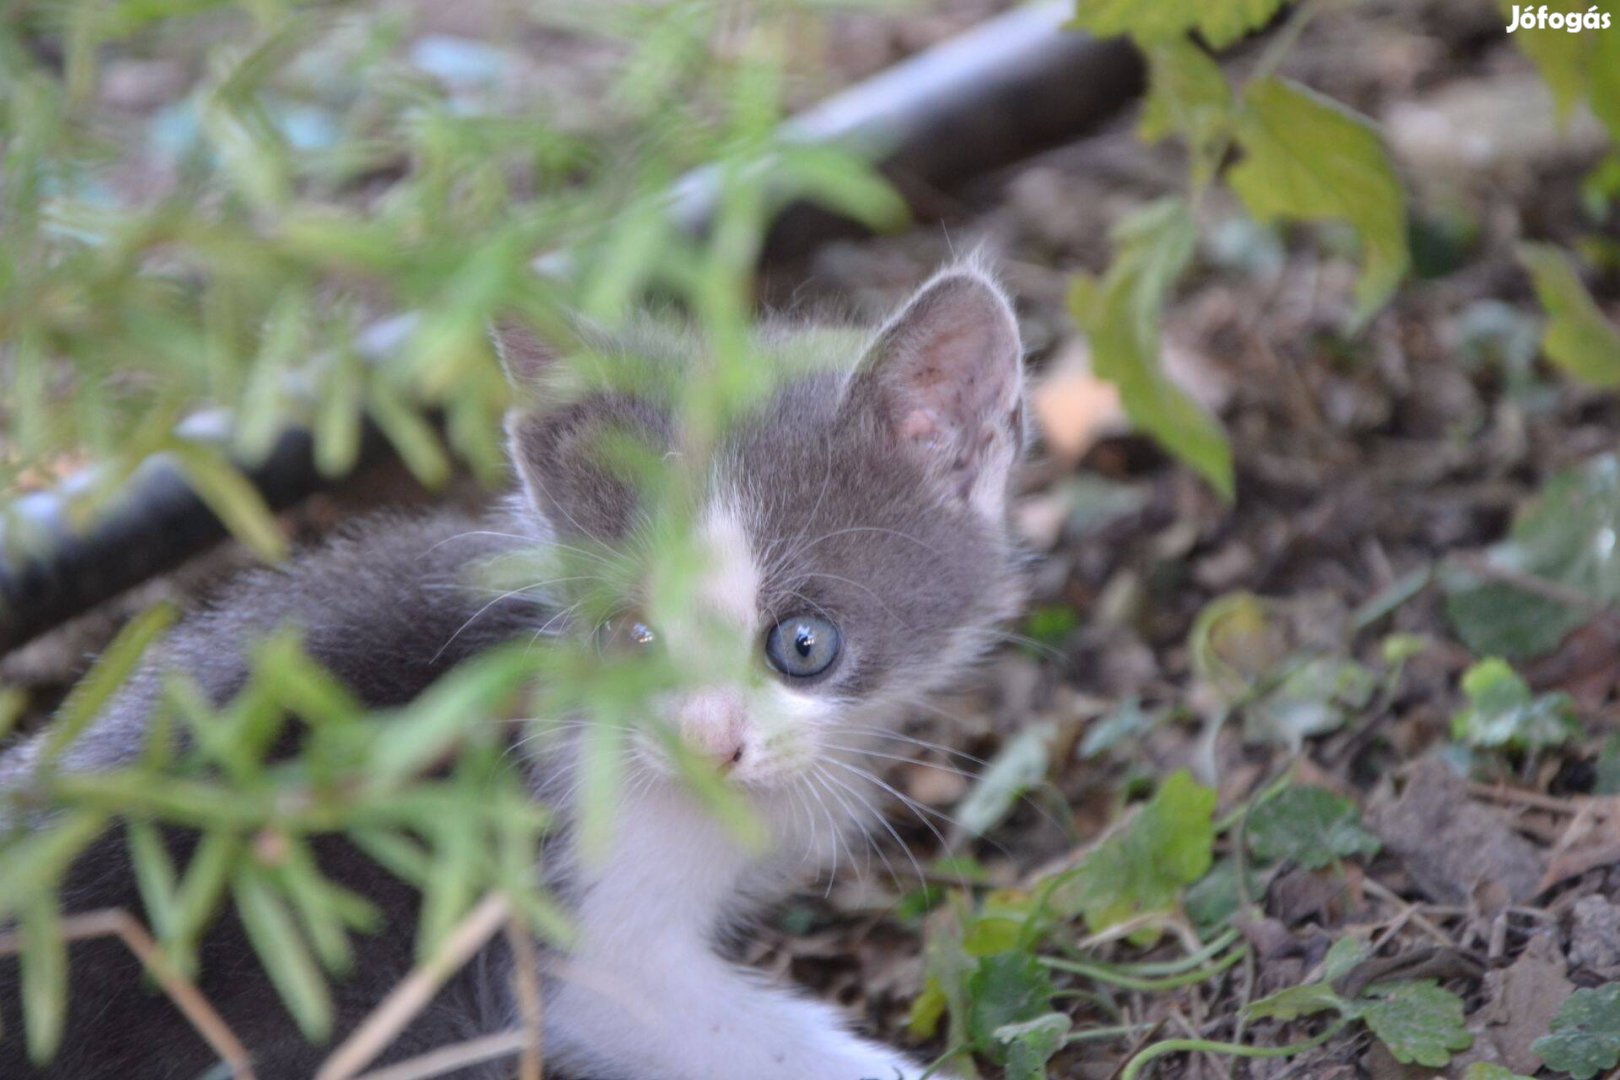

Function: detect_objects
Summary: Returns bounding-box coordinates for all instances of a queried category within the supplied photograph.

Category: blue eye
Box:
[765,615,841,678]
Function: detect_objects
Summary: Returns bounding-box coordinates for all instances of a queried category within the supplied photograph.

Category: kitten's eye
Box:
[764,615,840,679]
[601,616,658,653]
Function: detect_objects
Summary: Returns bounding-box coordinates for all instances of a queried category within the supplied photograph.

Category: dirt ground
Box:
[5,0,1620,1077]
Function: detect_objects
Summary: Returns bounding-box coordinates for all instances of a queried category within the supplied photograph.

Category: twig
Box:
[315,892,511,1080]
[0,907,256,1080]
[1448,554,1607,616]
[348,1029,529,1080]
[1466,781,1580,816]
[1360,878,1457,949]
[504,916,544,1080]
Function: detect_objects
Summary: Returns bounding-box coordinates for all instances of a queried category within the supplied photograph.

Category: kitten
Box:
[0,265,1028,1080]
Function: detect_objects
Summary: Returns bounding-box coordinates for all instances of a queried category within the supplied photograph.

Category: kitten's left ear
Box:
[490,319,560,388]
[851,268,1025,519]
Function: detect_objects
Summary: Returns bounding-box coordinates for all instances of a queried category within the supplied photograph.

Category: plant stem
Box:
[1042,943,1248,992]
[1118,1018,1350,1080]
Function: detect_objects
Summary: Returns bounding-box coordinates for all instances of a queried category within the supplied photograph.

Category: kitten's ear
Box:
[850,268,1025,519]
[505,393,669,542]
[490,319,560,388]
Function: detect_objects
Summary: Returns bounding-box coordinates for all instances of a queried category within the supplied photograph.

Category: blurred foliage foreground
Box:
[2,0,1620,1078]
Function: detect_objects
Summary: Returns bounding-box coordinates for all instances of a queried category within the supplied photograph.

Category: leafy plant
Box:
[1248,963,1474,1068]
[1246,785,1380,870]
[1067,0,1618,496]
[1451,657,1582,752]
[1048,770,1217,943]
[1531,983,1620,1079]
[1443,454,1620,659]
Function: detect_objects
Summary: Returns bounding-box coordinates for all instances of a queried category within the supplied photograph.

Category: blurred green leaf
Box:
[1519,244,1620,389]
[1070,0,1286,48]
[1443,454,1620,659]
[234,867,332,1043]
[1451,657,1581,753]
[1229,78,1409,324]
[1139,39,1232,187]
[18,893,67,1065]
[967,952,1055,1063]
[1531,983,1620,1079]
[1247,785,1380,870]
[44,604,176,765]
[1050,770,1216,943]
[1069,198,1232,497]
[1360,981,1472,1067]
[166,440,288,562]
[996,1011,1071,1080]
[956,724,1052,838]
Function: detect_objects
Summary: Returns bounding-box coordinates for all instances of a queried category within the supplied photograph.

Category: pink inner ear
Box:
[898,407,939,445]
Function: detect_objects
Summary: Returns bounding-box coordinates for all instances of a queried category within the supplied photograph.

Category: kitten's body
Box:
[0,268,1027,1079]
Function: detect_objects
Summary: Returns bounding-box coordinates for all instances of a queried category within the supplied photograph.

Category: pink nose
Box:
[678,690,747,772]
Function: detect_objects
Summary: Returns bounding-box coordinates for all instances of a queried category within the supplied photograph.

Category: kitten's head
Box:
[495,266,1027,793]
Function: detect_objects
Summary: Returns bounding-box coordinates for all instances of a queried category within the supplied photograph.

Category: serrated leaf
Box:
[1068,198,1232,497]
[1070,0,1286,49]
[1532,983,1620,1079]
[1451,658,1581,752]
[1361,981,1473,1067]
[1519,244,1620,389]
[1051,770,1216,943]
[1248,785,1380,870]
[996,1012,1071,1080]
[1228,78,1408,324]
[967,952,1055,1062]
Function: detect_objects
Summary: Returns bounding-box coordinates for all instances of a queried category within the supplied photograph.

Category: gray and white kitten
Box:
[0,266,1027,1080]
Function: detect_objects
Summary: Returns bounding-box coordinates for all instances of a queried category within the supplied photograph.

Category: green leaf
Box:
[1532,984,1620,1080]
[1245,980,1347,1022]
[1138,40,1233,186]
[996,1012,1072,1080]
[1247,786,1380,870]
[165,440,288,562]
[956,724,1051,838]
[967,952,1055,1061]
[1246,657,1377,751]
[1068,198,1232,497]
[1228,78,1409,324]
[1361,981,1473,1067]
[0,811,110,921]
[1052,770,1217,943]
[1443,454,1620,659]
[1451,658,1581,752]
[18,893,67,1065]
[1070,0,1287,49]
[233,868,333,1043]
[43,604,175,765]
[1519,244,1620,389]
[1245,937,1368,1021]
[1465,1065,1535,1080]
